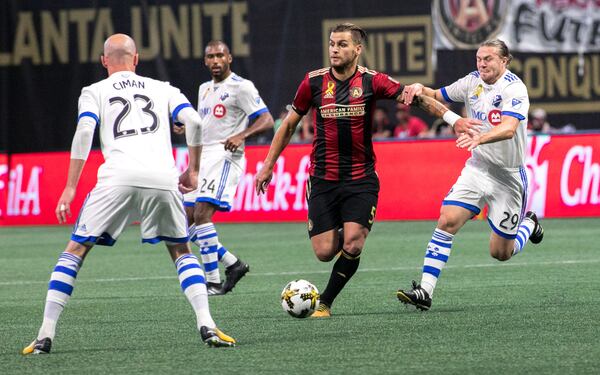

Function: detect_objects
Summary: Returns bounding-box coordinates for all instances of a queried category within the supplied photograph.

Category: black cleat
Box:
[206,282,225,296]
[22,337,52,355]
[397,281,432,311]
[200,326,236,347]
[525,211,544,244]
[222,260,249,293]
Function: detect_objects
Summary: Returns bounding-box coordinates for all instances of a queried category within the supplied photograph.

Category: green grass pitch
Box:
[1,219,599,374]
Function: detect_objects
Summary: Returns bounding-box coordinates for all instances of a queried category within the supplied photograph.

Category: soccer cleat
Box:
[397,281,432,311]
[222,260,249,293]
[200,326,236,347]
[525,211,544,244]
[206,282,225,296]
[22,337,52,355]
[310,303,331,318]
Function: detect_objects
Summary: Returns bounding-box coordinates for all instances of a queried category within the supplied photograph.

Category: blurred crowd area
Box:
[243,103,577,146]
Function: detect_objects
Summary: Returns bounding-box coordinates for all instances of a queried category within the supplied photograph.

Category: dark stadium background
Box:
[2,0,598,153]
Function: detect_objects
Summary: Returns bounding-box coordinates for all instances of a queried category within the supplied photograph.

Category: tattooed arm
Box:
[399,85,481,135]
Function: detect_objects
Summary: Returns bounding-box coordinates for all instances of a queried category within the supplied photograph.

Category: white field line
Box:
[1,258,598,287]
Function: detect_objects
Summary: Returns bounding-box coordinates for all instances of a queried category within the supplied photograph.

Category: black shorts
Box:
[306,174,379,237]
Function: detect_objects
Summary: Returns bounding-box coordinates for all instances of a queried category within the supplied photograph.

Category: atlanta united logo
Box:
[350,86,363,98]
[434,0,508,48]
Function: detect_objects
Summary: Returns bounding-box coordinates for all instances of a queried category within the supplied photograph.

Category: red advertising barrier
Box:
[0,153,7,222]
[207,140,470,222]
[0,152,104,226]
[529,134,600,217]
[1,134,599,226]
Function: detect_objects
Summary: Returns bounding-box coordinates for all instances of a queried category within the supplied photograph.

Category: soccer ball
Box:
[280,279,320,318]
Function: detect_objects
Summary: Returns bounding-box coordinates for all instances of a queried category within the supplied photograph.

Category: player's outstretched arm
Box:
[401,83,443,105]
[412,95,481,136]
[224,112,275,153]
[400,84,480,136]
[255,110,302,194]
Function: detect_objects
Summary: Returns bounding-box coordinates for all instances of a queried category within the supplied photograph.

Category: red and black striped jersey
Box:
[292,66,403,181]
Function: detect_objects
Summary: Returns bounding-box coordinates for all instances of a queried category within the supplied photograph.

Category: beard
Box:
[331,52,358,72]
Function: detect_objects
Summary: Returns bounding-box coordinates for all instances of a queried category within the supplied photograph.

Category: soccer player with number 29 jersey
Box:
[255,23,478,317]
[22,34,235,355]
[397,39,545,311]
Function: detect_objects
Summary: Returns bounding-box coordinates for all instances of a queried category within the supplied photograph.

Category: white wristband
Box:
[442,110,461,128]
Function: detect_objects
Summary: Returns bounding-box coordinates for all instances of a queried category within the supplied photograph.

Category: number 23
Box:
[110,95,159,139]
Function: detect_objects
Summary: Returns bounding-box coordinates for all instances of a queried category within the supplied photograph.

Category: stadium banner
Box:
[433,0,600,52]
[1,134,600,226]
[0,0,432,154]
[3,0,600,155]
[432,0,600,125]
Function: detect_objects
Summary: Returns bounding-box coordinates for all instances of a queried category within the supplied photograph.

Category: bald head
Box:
[101,34,138,75]
[104,34,137,62]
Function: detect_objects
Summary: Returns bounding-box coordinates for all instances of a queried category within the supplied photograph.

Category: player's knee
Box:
[193,208,211,224]
[64,241,91,260]
[437,213,460,233]
[313,245,337,262]
[167,243,192,262]
[489,247,512,261]
[341,240,363,257]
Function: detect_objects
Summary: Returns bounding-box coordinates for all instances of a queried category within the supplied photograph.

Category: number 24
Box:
[200,179,216,194]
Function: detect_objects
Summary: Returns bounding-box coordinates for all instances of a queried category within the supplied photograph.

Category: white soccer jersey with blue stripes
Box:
[78,71,192,190]
[441,69,530,169]
[197,72,268,151]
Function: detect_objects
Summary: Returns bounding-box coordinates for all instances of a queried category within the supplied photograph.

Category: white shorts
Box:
[443,161,528,239]
[72,185,188,246]
[183,150,245,212]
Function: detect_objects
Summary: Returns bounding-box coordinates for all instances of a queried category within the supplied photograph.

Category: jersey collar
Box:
[482,69,511,89]
[212,71,235,88]
[328,66,358,83]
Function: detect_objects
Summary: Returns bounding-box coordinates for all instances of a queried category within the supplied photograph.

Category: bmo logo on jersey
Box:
[213,104,227,118]
[470,109,486,121]
[488,109,502,126]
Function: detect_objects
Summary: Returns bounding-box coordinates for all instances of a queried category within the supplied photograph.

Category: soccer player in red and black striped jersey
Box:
[255,23,480,317]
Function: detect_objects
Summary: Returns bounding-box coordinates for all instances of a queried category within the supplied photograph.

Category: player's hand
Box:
[178,169,198,194]
[254,165,273,195]
[400,83,424,105]
[454,118,482,136]
[456,132,481,151]
[56,187,76,224]
[173,124,185,135]
[222,133,244,153]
